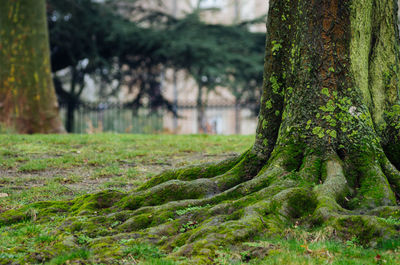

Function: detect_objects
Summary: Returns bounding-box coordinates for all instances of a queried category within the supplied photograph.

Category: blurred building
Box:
[152,0,268,134]
[167,0,268,32]
[81,0,268,135]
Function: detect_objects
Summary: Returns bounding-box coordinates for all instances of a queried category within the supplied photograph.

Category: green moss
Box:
[271,143,304,172]
[269,75,282,95]
[262,120,268,129]
[321,87,330,97]
[350,0,400,130]
[89,242,123,261]
[176,205,211,216]
[346,151,397,209]
[319,100,336,113]
[357,173,396,209]
[265,100,273,109]
[123,242,166,259]
[383,133,400,167]
[0,201,73,227]
[286,188,317,218]
[70,190,126,214]
[349,0,372,107]
[312,127,325,138]
[332,215,394,245]
[47,248,91,265]
[138,154,245,191]
[271,40,283,54]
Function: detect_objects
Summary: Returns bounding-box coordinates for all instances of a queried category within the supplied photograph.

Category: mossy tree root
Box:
[0,148,399,264]
[138,152,247,190]
[117,150,265,211]
[312,155,350,223]
[381,156,400,198]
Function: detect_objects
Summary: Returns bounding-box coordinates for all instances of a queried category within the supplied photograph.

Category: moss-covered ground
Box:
[0,134,399,264]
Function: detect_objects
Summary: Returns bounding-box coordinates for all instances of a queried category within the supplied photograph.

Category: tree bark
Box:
[245,0,400,225]
[196,84,207,133]
[66,100,76,133]
[254,0,400,207]
[0,0,65,133]
[1,0,400,263]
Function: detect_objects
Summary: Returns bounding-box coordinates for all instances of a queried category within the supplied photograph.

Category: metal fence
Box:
[59,101,259,134]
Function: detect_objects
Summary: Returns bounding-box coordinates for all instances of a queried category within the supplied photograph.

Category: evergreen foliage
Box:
[47,0,265,131]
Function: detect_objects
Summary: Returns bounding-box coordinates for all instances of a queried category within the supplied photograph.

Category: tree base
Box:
[1,147,399,264]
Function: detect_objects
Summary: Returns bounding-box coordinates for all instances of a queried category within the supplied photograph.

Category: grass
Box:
[48,248,91,265]
[0,134,399,264]
[123,243,166,259]
[212,238,397,265]
[0,134,252,210]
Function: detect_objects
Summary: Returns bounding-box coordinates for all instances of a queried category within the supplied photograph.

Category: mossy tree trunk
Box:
[0,0,65,133]
[254,0,400,208]
[1,0,400,263]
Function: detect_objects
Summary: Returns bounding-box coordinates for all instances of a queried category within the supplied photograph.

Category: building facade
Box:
[158,0,268,134]
[85,0,269,135]
[167,0,268,32]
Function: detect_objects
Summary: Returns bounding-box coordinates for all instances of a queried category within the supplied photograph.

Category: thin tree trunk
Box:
[197,84,206,133]
[66,101,76,133]
[64,67,79,133]
[235,99,241,134]
[0,0,65,133]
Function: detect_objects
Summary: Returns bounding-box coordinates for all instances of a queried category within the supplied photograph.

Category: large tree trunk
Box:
[0,0,65,133]
[254,0,400,208]
[1,0,400,263]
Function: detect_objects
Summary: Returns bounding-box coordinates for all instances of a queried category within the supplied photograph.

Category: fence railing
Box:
[59,101,259,134]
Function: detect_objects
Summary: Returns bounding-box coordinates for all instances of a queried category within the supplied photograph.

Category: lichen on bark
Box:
[0,0,64,133]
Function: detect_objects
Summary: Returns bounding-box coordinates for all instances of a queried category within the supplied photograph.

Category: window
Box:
[199,0,224,9]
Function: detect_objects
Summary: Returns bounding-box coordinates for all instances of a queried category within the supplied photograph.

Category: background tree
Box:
[4,0,399,262]
[48,0,265,133]
[48,0,127,132]
[167,13,265,132]
[48,0,169,132]
[0,0,65,133]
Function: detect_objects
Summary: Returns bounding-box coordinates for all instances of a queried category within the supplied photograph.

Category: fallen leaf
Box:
[0,193,8,198]
[301,245,313,254]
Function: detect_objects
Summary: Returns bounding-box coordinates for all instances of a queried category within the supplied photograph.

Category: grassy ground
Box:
[0,134,399,264]
[0,134,251,210]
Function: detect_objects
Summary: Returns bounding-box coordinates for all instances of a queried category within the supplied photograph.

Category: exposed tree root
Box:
[138,152,246,190]
[0,148,399,264]
[313,155,350,223]
[381,156,400,199]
